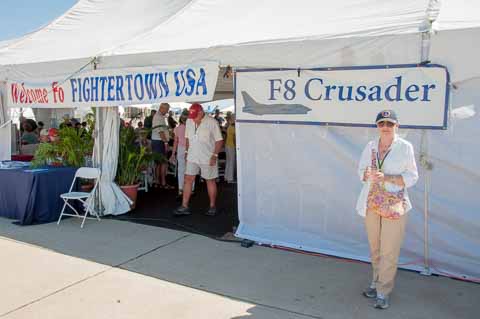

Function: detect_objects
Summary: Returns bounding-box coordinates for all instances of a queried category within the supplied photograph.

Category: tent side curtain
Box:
[93,107,131,216]
[0,82,9,124]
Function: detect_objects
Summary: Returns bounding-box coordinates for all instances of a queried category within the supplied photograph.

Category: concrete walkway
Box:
[0,217,478,319]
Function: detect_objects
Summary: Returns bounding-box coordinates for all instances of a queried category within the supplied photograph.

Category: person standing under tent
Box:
[167,110,178,130]
[144,109,156,140]
[134,121,145,141]
[356,110,418,310]
[21,121,39,145]
[224,114,236,183]
[175,103,224,216]
[214,109,224,127]
[151,103,173,189]
[170,111,195,199]
[59,115,71,129]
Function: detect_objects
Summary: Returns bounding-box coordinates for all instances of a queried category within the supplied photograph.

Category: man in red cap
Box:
[175,103,224,216]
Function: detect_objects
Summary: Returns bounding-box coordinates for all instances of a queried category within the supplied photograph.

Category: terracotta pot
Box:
[50,161,63,167]
[120,184,139,209]
[80,184,94,193]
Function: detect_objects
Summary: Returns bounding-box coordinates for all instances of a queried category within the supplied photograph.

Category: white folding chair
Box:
[137,170,149,192]
[57,167,101,228]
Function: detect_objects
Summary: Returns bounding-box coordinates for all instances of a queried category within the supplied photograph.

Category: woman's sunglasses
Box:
[377,121,395,128]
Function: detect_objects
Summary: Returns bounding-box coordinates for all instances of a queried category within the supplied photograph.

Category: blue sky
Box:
[0,0,77,41]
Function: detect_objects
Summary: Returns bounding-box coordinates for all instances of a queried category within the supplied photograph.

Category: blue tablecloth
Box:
[0,166,77,225]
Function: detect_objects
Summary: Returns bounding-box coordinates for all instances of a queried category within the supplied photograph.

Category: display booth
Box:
[0,0,478,281]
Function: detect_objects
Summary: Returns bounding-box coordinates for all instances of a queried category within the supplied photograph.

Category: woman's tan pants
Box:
[365,211,407,295]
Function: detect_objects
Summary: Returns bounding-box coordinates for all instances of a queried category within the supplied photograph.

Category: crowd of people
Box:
[18,114,88,146]
[126,103,236,217]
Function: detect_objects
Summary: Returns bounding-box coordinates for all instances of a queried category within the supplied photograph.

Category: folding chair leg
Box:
[144,173,148,193]
[81,203,90,228]
[80,201,101,228]
[66,201,81,216]
[57,200,68,225]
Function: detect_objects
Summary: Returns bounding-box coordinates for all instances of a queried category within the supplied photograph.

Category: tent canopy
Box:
[0,0,441,80]
[0,1,478,75]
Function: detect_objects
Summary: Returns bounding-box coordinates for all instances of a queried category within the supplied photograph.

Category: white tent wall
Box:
[235,0,480,280]
[424,0,480,279]
[235,124,426,270]
[235,89,480,280]
[234,30,430,273]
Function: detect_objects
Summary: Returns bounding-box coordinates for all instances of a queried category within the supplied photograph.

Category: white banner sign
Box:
[7,62,219,108]
[235,65,449,129]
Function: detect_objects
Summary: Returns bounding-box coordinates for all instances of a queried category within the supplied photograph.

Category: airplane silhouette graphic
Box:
[241,91,312,115]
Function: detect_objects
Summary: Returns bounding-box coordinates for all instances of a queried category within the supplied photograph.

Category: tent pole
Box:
[94,107,104,215]
[420,130,432,276]
[417,0,441,275]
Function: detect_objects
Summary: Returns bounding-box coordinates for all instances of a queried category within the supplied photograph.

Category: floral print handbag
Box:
[367,149,406,220]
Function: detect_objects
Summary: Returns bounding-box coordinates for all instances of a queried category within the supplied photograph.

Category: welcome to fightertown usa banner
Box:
[6,61,219,108]
[235,64,449,129]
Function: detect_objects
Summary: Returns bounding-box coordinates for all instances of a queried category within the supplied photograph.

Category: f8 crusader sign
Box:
[235,64,449,129]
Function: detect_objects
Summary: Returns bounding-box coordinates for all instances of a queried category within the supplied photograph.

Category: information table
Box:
[0,166,77,225]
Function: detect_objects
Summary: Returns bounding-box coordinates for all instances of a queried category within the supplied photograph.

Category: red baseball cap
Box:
[188,103,203,119]
[48,128,59,137]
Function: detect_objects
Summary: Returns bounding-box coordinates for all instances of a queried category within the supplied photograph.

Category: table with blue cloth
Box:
[0,166,77,225]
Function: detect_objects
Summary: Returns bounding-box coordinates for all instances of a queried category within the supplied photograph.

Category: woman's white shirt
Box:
[356,135,419,217]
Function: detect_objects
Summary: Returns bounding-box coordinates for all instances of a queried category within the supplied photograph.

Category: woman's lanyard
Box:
[377,149,391,171]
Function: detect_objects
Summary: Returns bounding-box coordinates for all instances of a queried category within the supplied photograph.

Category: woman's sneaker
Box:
[374,294,390,309]
[362,287,377,299]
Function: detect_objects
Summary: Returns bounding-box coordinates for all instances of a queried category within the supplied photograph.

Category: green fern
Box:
[116,126,164,186]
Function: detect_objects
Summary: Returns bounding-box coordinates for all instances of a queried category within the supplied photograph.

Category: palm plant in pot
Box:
[116,125,164,209]
[31,126,94,168]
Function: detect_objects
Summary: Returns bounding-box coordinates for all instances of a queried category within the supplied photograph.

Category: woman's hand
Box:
[370,169,384,183]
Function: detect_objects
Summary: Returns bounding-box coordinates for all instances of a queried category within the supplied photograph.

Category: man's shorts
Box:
[151,140,167,155]
[185,161,218,180]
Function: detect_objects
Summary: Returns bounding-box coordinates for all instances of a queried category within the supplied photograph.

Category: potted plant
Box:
[56,126,94,167]
[31,126,94,169]
[31,142,58,168]
[116,125,164,209]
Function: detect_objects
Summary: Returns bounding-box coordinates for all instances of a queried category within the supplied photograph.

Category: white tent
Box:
[0,0,479,281]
